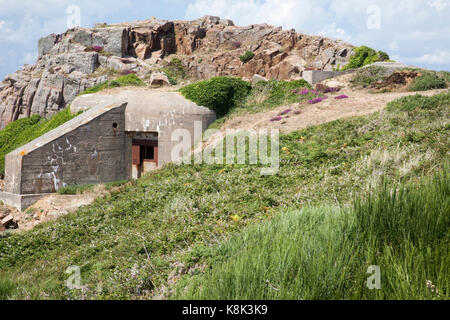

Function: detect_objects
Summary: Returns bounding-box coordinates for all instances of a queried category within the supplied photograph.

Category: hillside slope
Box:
[0,91,448,299]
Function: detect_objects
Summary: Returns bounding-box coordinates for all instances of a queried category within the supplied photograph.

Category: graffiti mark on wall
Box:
[40,137,78,192]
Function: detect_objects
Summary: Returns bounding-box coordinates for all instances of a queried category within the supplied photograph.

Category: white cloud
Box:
[427,0,450,10]
[407,50,450,65]
[389,41,399,51]
[318,23,351,42]
[0,20,5,29]
[185,0,332,32]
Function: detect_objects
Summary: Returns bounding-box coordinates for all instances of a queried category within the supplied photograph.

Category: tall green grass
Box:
[0,107,79,174]
[79,74,144,96]
[174,169,449,300]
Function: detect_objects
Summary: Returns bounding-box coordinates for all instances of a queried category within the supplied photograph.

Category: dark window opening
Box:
[141,145,154,160]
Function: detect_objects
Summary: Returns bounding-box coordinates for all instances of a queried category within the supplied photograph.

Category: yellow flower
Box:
[230,214,242,222]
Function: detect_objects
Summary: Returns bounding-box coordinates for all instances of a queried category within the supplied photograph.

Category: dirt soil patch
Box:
[0,184,112,233]
[373,71,420,92]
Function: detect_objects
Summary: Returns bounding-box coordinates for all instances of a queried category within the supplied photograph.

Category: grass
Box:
[409,72,447,91]
[0,107,80,174]
[0,91,448,299]
[161,58,187,85]
[79,74,144,96]
[57,180,129,195]
[173,169,449,299]
[206,79,312,129]
[350,66,388,88]
[239,51,255,63]
[57,184,96,195]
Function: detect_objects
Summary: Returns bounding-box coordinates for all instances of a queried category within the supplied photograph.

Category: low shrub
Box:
[179,76,252,116]
[239,51,255,63]
[409,73,447,91]
[308,97,326,104]
[232,41,241,49]
[57,184,95,195]
[120,70,136,75]
[342,46,390,70]
[250,79,312,107]
[0,108,80,174]
[79,74,144,95]
[386,91,450,112]
[315,83,341,93]
[350,66,388,88]
[161,58,187,85]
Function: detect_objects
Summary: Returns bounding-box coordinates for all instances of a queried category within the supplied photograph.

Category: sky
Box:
[0,0,449,79]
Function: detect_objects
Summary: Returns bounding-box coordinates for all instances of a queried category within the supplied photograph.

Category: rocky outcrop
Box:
[0,15,354,128]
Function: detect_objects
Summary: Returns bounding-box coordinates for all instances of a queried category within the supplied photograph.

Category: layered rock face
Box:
[0,16,354,128]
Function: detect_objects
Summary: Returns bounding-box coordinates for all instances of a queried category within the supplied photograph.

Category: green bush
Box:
[342,46,390,70]
[0,108,79,174]
[161,58,187,85]
[180,76,252,116]
[239,51,255,63]
[251,79,312,106]
[57,184,95,195]
[79,74,144,95]
[386,91,450,112]
[409,73,447,91]
[350,66,387,88]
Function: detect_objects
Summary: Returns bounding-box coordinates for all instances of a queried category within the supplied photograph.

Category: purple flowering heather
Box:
[327,87,341,93]
[308,97,325,104]
[270,116,283,122]
[92,45,103,52]
[278,109,292,116]
[232,41,241,49]
[300,89,310,95]
[121,70,136,75]
[335,95,349,99]
[315,83,341,93]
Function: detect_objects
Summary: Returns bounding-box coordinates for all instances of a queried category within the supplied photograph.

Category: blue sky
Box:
[0,0,449,80]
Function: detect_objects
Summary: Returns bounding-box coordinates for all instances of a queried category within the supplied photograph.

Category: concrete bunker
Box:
[0,89,216,210]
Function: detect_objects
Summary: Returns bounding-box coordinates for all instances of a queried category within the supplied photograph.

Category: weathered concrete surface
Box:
[0,191,48,212]
[4,102,128,196]
[71,88,216,168]
[303,62,416,85]
[1,89,215,210]
[303,69,356,85]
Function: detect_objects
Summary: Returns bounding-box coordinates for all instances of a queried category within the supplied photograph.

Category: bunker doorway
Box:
[132,139,158,179]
